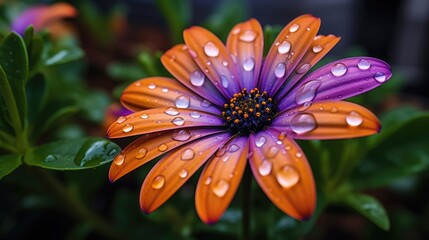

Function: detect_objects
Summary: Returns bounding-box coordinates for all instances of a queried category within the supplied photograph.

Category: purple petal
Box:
[277,57,392,111]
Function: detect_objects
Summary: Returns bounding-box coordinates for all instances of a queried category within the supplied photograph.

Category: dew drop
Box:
[190,70,205,86]
[331,63,347,77]
[296,152,302,158]
[312,44,323,53]
[122,124,134,133]
[243,58,255,71]
[296,63,311,74]
[212,179,230,197]
[277,41,291,54]
[201,100,212,108]
[346,111,363,126]
[258,160,272,176]
[255,136,267,147]
[172,129,192,142]
[148,83,156,89]
[227,144,240,153]
[134,81,141,87]
[239,30,256,42]
[190,111,201,119]
[114,154,125,166]
[140,113,149,119]
[357,59,371,70]
[152,175,165,189]
[162,88,169,93]
[330,107,338,113]
[266,146,279,158]
[276,165,300,188]
[164,107,180,116]
[290,113,317,134]
[116,116,126,124]
[179,169,188,178]
[189,49,198,58]
[181,148,195,160]
[289,23,300,33]
[373,72,387,83]
[221,75,229,88]
[295,80,322,104]
[203,41,220,57]
[222,60,229,67]
[45,154,57,163]
[135,148,148,159]
[274,62,286,78]
[204,176,212,185]
[158,144,168,152]
[171,117,185,126]
[175,95,191,108]
[216,146,227,157]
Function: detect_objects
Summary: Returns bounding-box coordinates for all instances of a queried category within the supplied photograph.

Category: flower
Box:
[107,15,391,224]
[11,3,76,35]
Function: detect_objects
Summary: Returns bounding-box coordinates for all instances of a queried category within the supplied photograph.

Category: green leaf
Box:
[263,25,282,55]
[45,48,84,66]
[24,137,120,170]
[342,192,390,230]
[0,32,29,126]
[0,154,22,180]
[26,73,47,124]
[156,0,191,43]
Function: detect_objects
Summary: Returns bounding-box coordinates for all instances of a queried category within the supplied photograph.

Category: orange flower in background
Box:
[11,2,76,35]
[107,15,391,223]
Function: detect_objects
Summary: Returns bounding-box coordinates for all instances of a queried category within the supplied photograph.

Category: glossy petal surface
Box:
[196,136,248,224]
[161,44,226,106]
[249,129,316,220]
[121,77,221,114]
[278,57,392,110]
[226,18,263,90]
[140,132,232,213]
[272,101,381,139]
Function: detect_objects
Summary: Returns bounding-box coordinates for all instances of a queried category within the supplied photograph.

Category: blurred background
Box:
[1,0,429,239]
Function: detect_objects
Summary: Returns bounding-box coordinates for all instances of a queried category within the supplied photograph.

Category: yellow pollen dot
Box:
[265,108,270,112]
[256,112,261,117]
[238,110,243,114]
[249,108,254,112]
[235,106,240,111]
[255,104,260,108]
[244,113,249,118]
[222,111,226,116]
[232,111,237,115]
[230,103,235,108]
[255,94,260,98]
[227,117,231,121]
[262,101,266,105]
[224,104,229,108]
[234,119,240,124]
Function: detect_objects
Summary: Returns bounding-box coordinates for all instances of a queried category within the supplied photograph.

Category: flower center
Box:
[222,88,277,135]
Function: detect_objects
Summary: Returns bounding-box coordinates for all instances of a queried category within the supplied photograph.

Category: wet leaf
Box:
[0,154,22,180]
[26,73,47,124]
[24,137,120,170]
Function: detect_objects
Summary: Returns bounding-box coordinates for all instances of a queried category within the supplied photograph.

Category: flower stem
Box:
[31,167,125,240]
[241,165,252,240]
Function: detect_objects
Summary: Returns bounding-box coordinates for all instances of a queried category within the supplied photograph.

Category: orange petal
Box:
[272,101,381,140]
[275,35,341,99]
[107,108,225,138]
[195,136,248,224]
[109,128,224,182]
[259,15,320,94]
[249,129,316,220]
[184,26,241,98]
[121,77,221,114]
[140,132,232,213]
[38,3,76,29]
[161,44,226,106]
[226,18,263,90]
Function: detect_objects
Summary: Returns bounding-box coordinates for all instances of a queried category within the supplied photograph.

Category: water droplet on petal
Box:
[290,113,317,134]
[278,41,291,54]
[227,144,240,153]
[152,175,165,189]
[122,124,134,133]
[258,160,272,176]
[274,63,286,78]
[116,116,127,124]
[296,63,311,74]
[239,30,256,42]
[221,75,229,88]
[140,113,149,119]
[346,111,363,126]
[190,70,205,86]
[190,111,201,118]
[201,100,211,108]
[171,117,185,126]
[276,165,300,188]
[204,41,220,57]
[162,88,169,93]
[212,179,230,197]
[330,107,338,113]
[175,95,190,108]
[255,136,267,147]
[179,169,188,178]
[164,107,180,116]
[357,59,371,70]
[135,148,148,159]
[373,72,387,83]
[181,148,195,160]
[265,146,279,158]
[216,146,227,157]
[158,144,168,152]
[296,152,302,158]
[204,176,212,185]
[295,80,322,104]
[189,49,198,58]
[312,45,323,53]
[222,60,228,67]
[114,154,125,166]
[331,63,347,77]
[148,83,156,89]
[172,129,192,141]
[243,58,255,71]
[289,23,300,32]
